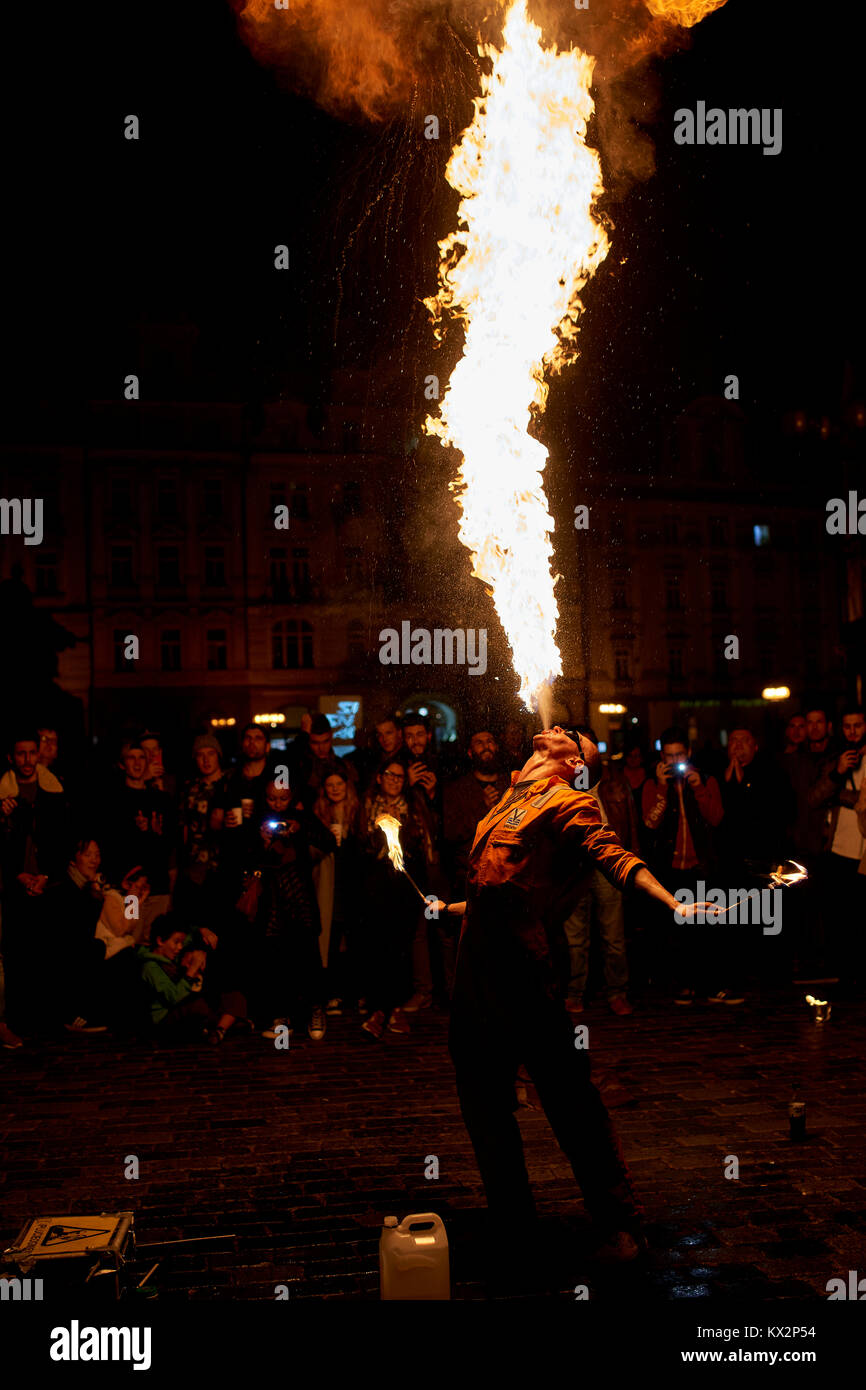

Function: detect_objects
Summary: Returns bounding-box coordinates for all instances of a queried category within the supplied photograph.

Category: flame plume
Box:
[424,0,609,714]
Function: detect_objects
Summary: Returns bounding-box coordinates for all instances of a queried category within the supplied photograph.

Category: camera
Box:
[266,820,289,835]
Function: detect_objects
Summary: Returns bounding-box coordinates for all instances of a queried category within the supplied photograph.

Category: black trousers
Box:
[448,911,641,1234]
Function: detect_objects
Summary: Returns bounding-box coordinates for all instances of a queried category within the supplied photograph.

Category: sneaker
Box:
[357,998,369,1016]
[387,1008,411,1034]
[0,1022,23,1050]
[673,988,695,1006]
[608,996,634,1016]
[64,1017,108,1033]
[261,1018,292,1039]
[361,1009,385,1040]
[308,1008,327,1041]
[402,993,432,1013]
[566,998,584,1016]
[592,1229,647,1263]
[707,990,745,1006]
[325,998,343,1016]
[207,1026,226,1046]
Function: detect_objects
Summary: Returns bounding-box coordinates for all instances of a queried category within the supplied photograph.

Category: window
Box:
[269,482,288,525]
[711,578,727,612]
[157,546,182,589]
[348,619,365,661]
[202,478,224,519]
[665,576,683,611]
[291,484,310,520]
[204,546,226,587]
[344,481,363,517]
[272,619,313,670]
[108,476,133,517]
[669,647,684,679]
[269,547,288,596]
[344,546,364,586]
[113,629,131,673]
[110,543,135,589]
[156,478,179,520]
[709,517,727,547]
[343,422,361,452]
[35,552,59,595]
[614,649,630,681]
[206,628,227,670]
[292,547,310,594]
[160,629,181,671]
[753,524,771,547]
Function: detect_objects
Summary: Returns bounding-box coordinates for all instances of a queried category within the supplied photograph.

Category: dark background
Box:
[4,0,862,439]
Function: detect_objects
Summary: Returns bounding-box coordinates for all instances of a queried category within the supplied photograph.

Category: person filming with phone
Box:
[642,726,725,1006]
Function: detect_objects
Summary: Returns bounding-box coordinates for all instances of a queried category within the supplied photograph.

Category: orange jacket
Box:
[462,771,646,969]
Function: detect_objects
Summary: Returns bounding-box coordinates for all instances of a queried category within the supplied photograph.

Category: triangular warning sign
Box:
[43,1224,114,1247]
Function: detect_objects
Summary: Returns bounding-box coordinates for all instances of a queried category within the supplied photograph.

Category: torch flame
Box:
[424,0,610,714]
[375,814,405,873]
[769,860,808,889]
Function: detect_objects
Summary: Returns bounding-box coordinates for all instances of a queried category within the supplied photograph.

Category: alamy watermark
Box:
[0,498,43,546]
[674,103,782,157]
[674,882,782,934]
[379,622,487,675]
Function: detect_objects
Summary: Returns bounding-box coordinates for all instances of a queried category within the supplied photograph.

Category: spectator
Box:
[782,714,808,756]
[313,768,363,1014]
[0,731,68,1027]
[809,707,866,989]
[442,730,509,899]
[642,726,728,1005]
[255,796,333,1043]
[786,705,838,972]
[175,733,228,922]
[137,915,247,1044]
[358,759,423,1038]
[562,730,641,1016]
[102,741,174,942]
[221,724,276,889]
[37,727,62,780]
[719,728,796,987]
[140,730,177,799]
[43,836,142,1034]
[720,728,793,866]
[401,713,451,1011]
[290,713,355,810]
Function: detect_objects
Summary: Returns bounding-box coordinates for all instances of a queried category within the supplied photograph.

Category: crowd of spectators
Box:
[0,702,863,1052]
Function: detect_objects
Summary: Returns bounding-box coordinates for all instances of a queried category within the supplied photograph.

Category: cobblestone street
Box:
[2,990,864,1302]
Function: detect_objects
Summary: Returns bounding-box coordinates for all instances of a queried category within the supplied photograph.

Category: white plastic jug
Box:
[379,1212,450,1300]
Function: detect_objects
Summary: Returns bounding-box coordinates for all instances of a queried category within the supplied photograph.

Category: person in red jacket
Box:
[442,725,714,1281]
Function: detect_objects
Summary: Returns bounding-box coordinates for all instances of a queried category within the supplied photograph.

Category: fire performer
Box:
[440,725,714,1274]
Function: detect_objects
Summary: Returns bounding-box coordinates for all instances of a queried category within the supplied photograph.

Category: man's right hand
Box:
[1,796,17,817]
[837,749,860,774]
[655,761,672,792]
[482,784,500,809]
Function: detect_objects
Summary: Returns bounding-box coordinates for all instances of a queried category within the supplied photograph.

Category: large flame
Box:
[424,0,610,714]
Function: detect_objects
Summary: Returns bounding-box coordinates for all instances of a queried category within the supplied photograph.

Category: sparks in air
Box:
[424,0,610,715]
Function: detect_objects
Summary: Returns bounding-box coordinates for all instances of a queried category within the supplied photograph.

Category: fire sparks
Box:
[644,0,727,26]
[375,814,405,873]
[424,0,610,715]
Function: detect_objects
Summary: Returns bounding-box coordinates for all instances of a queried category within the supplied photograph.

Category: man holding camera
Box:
[642,726,726,1005]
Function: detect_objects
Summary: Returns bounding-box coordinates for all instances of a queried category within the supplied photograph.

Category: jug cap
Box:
[383,1216,398,1227]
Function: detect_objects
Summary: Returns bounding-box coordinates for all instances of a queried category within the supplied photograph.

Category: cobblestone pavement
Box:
[2,989,864,1302]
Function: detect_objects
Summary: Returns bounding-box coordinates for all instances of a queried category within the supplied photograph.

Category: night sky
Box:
[6,1,863,464]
